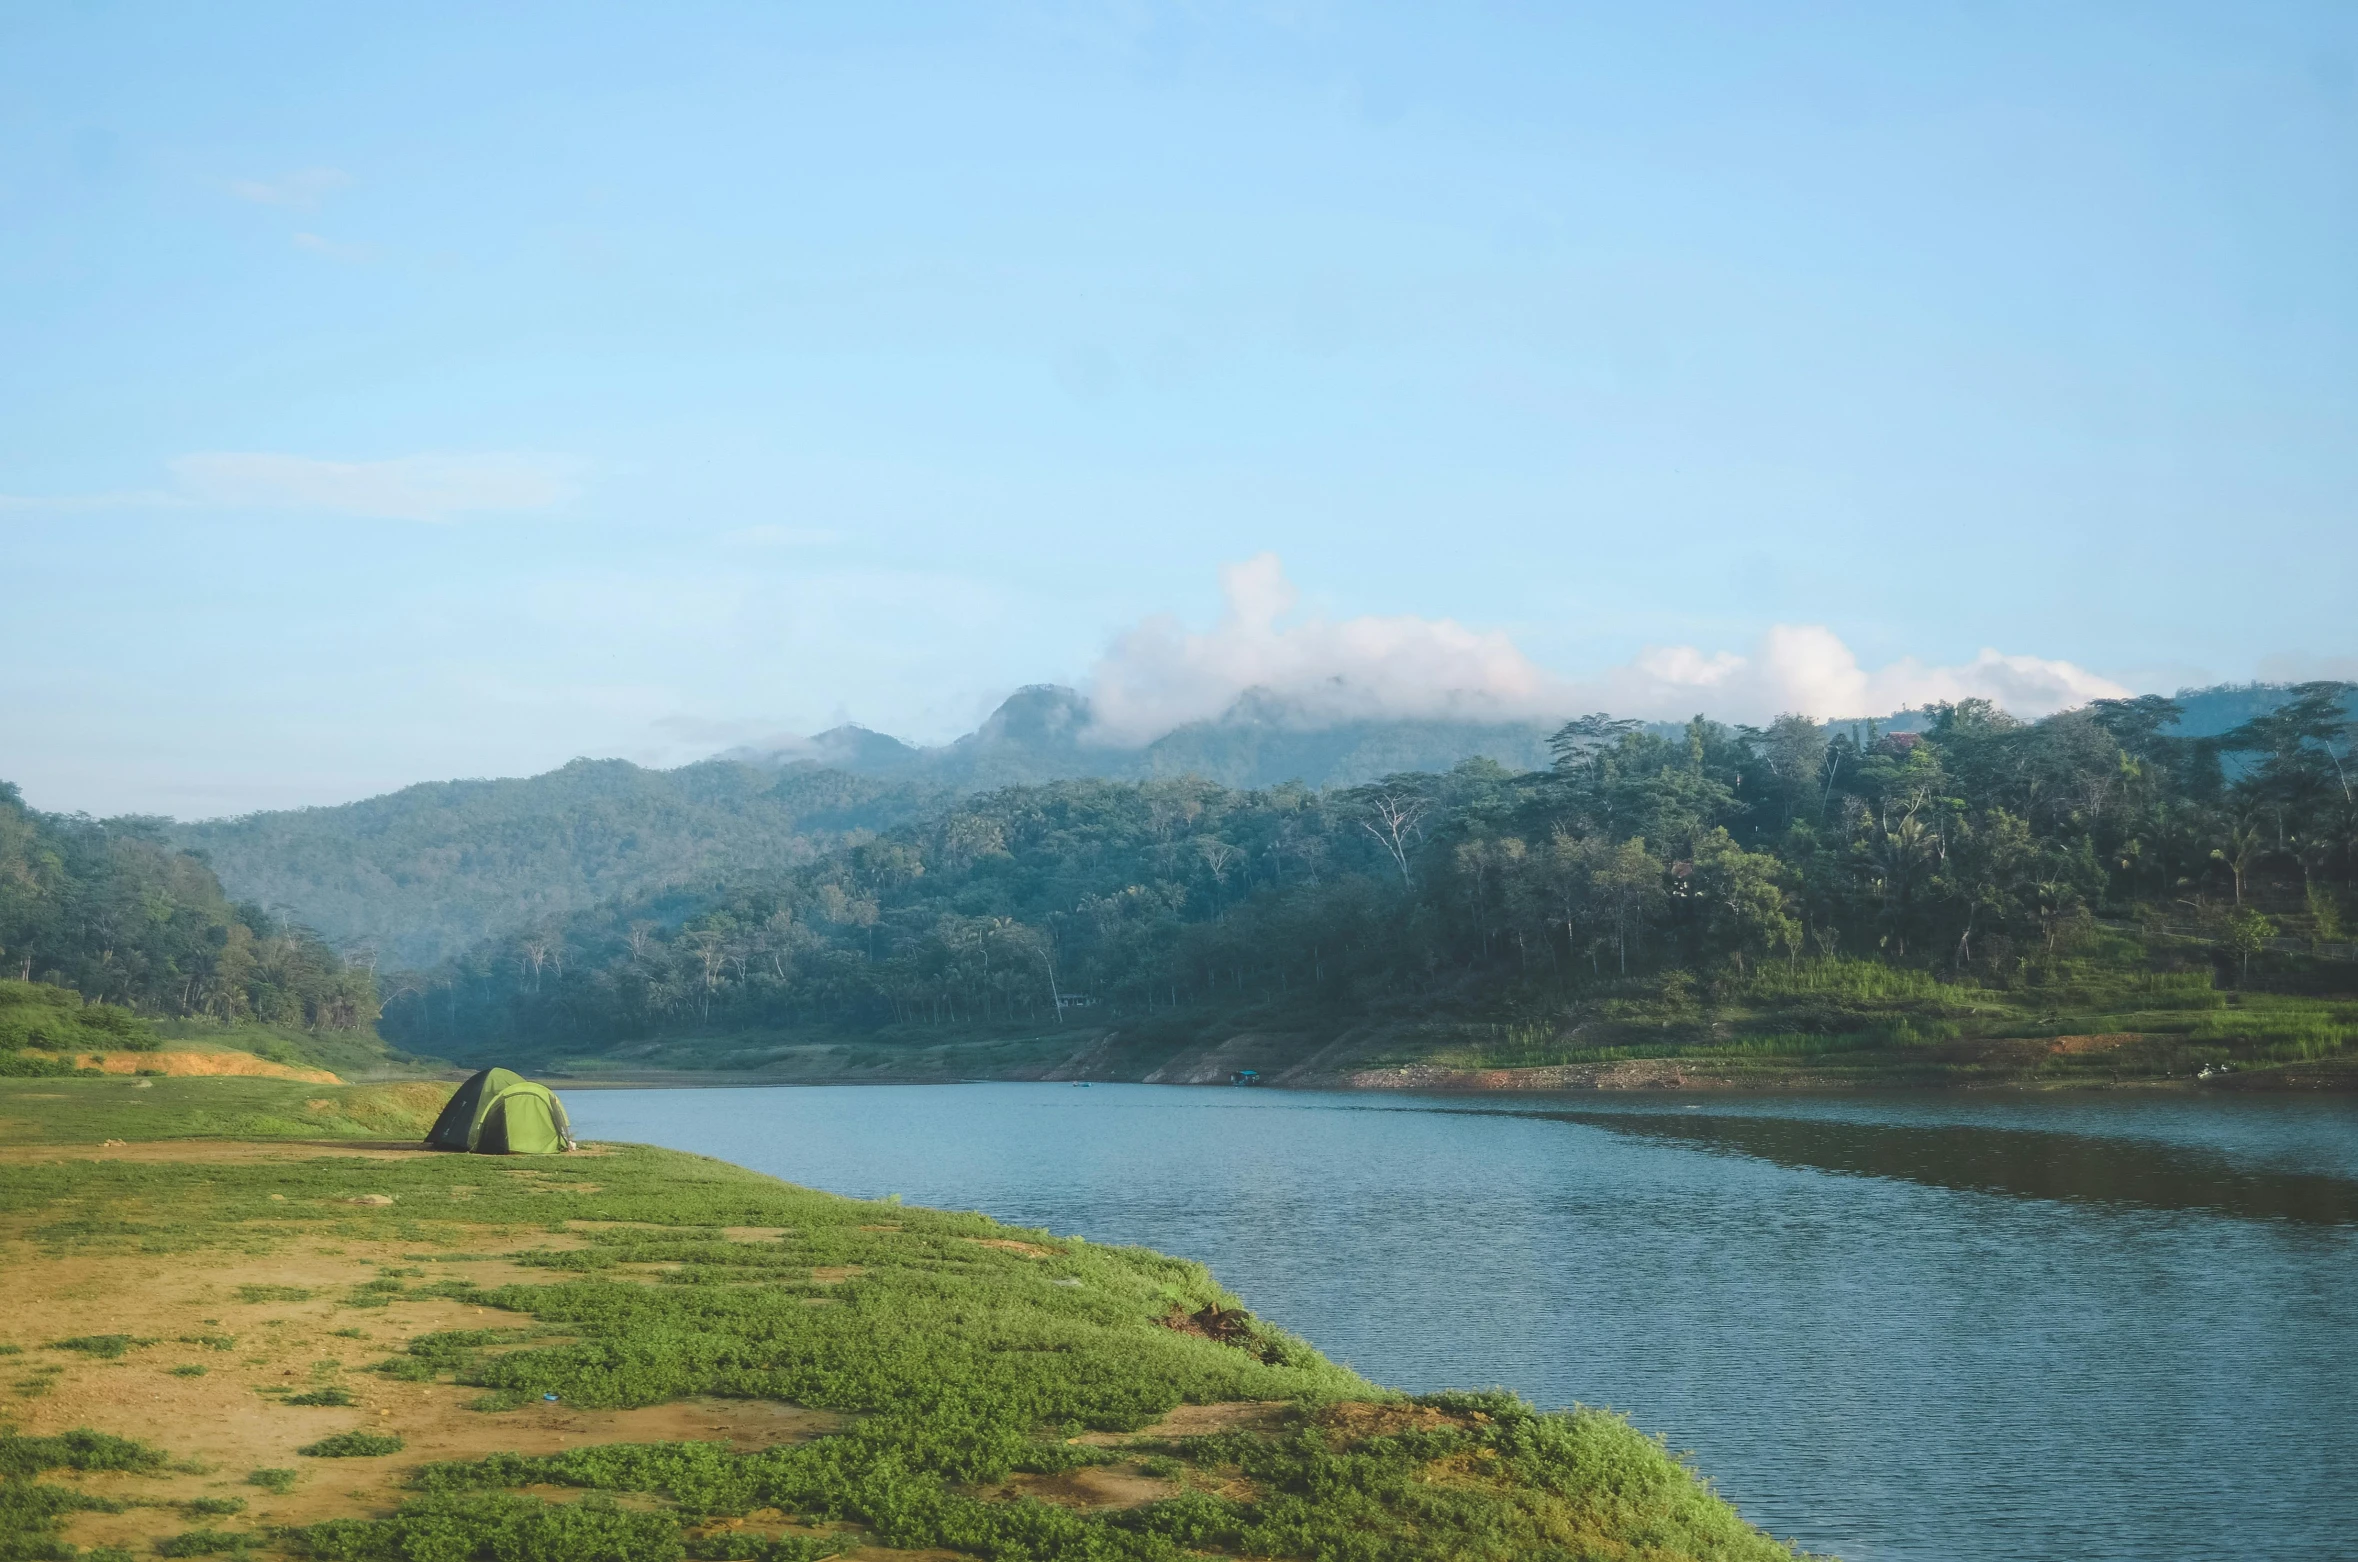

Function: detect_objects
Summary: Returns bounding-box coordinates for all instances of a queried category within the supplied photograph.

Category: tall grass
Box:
[1745,959,1976,1006]
[2183,1008,2356,1061]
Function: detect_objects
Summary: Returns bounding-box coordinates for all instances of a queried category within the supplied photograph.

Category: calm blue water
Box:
[565,1084,2358,1562]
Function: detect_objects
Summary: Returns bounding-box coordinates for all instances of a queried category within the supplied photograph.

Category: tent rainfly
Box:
[424,1067,574,1154]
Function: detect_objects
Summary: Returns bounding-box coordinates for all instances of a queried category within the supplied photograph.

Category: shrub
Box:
[287,1386,355,1406]
[0,1429,167,1479]
[298,1493,682,1562]
[682,1533,848,1561]
[237,1285,313,1304]
[298,1431,405,1458]
[181,1496,248,1517]
[47,1334,153,1358]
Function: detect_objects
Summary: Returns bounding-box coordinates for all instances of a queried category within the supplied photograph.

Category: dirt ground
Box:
[1069,1400,1290,1446]
[0,1139,857,1554]
[4,1232,843,1552]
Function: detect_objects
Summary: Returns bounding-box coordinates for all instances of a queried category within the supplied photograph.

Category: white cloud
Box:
[1085,554,1558,741]
[1080,554,2129,739]
[167,453,575,522]
[1594,623,2129,723]
[230,167,351,209]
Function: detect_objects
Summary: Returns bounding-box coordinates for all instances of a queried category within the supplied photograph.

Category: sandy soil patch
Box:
[1071,1400,1291,1446]
[1318,1400,1470,1441]
[2050,1032,2142,1054]
[68,1049,343,1083]
[1006,1463,1180,1509]
[0,1224,835,1555]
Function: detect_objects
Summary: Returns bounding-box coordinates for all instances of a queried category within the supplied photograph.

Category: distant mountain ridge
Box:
[731,684,1563,789]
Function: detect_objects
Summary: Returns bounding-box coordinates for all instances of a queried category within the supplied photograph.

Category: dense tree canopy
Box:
[0,781,375,1030]
[383,686,2357,1059]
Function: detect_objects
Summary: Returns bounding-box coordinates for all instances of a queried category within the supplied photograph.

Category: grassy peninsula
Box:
[0,1075,1806,1561]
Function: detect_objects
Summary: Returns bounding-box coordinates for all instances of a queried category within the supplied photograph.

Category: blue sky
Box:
[2,2,2353,817]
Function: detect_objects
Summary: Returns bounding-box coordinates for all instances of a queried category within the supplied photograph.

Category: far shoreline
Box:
[524,1064,2358,1095]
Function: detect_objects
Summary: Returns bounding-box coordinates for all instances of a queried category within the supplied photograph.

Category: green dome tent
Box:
[425,1067,574,1155]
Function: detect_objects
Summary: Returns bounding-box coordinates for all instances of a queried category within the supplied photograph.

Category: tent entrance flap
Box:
[425,1067,573,1155]
[482,1090,565,1154]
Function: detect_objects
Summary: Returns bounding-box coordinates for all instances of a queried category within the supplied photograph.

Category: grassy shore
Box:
[0,1075,1809,1561]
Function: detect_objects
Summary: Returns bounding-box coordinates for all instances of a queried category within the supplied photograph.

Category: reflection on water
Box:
[568,1083,2358,1562]
[1533,1109,2358,1225]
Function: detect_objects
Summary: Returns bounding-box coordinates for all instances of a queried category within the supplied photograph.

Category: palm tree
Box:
[2211,814,2264,905]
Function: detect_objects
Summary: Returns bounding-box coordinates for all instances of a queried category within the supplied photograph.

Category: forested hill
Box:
[0,781,374,1035]
[381,685,2358,1078]
[174,681,2337,977]
[173,760,946,969]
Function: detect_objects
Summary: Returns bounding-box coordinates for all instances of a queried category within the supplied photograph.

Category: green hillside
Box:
[174,759,946,969]
[382,687,2358,1086]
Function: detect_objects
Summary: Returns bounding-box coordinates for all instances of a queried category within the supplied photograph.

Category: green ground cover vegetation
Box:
[0,1076,454,1146]
[0,1078,1805,1560]
[0,1427,167,1562]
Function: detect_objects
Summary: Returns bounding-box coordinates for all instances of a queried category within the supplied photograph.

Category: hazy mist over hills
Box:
[728,684,1560,791]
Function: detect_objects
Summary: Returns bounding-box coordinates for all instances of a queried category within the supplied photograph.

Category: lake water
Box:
[565,1084,2358,1562]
